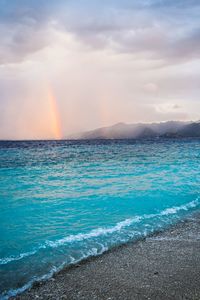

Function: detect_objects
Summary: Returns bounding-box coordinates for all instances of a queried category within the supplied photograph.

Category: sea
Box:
[0,139,200,299]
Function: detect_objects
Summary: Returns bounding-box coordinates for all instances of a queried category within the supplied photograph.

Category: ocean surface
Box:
[0,139,200,298]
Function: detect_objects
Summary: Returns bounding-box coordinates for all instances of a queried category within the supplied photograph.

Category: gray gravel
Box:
[12,214,200,300]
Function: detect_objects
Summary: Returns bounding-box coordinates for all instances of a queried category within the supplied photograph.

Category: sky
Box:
[0,0,200,139]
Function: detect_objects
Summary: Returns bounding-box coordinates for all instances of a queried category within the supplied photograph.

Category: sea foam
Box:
[1,198,199,267]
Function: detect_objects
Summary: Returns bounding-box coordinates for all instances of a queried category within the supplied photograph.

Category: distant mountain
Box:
[177,122,200,137]
[68,121,200,139]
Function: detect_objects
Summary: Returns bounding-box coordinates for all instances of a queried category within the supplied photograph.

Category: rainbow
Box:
[47,87,62,140]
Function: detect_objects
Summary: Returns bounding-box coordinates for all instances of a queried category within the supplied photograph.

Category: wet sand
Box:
[13,213,200,300]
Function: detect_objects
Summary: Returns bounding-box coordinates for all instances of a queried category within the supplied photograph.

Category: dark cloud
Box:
[0,0,200,64]
[0,0,57,64]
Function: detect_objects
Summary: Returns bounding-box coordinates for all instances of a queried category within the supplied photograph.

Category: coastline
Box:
[12,212,200,300]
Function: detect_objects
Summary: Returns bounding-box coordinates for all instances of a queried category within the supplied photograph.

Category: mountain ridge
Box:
[68,120,200,139]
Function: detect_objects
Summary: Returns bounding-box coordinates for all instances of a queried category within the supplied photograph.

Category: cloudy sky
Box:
[0,0,200,139]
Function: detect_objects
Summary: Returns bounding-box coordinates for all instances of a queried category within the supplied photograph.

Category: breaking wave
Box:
[1,198,199,267]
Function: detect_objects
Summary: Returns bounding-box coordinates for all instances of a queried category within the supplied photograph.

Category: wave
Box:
[0,246,46,266]
[160,199,199,216]
[3,244,108,300]
[45,216,141,248]
[1,198,200,299]
[0,198,199,267]
[44,198,199,248]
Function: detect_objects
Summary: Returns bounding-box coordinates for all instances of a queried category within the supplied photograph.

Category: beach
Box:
[12,212,200,300]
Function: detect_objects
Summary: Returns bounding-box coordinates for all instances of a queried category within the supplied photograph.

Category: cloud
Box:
[0,0,200,65]
[0,23,53,65]
[155,103,182,114]
[172,104,181,110]
[55,0,200,64]
[0,0,200,139]
[0,0,55,64]
[143,83,158,93]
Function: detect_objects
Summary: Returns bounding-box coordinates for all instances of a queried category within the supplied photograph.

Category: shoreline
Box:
[11,212,200,300]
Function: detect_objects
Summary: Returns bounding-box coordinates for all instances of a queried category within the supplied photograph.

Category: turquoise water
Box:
[0,139,200,298]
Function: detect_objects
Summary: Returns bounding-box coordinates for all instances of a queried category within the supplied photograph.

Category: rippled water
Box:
[0,139,200,298]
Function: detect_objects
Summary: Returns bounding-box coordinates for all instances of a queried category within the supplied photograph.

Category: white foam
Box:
[45,216,141,248]
[160,199,199,216]
[3,265,59,300]
[1,198,199,267]
[0,245,46,266]
[1,197,199,299]
[43,199,199,249]
[2,245,109,300]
